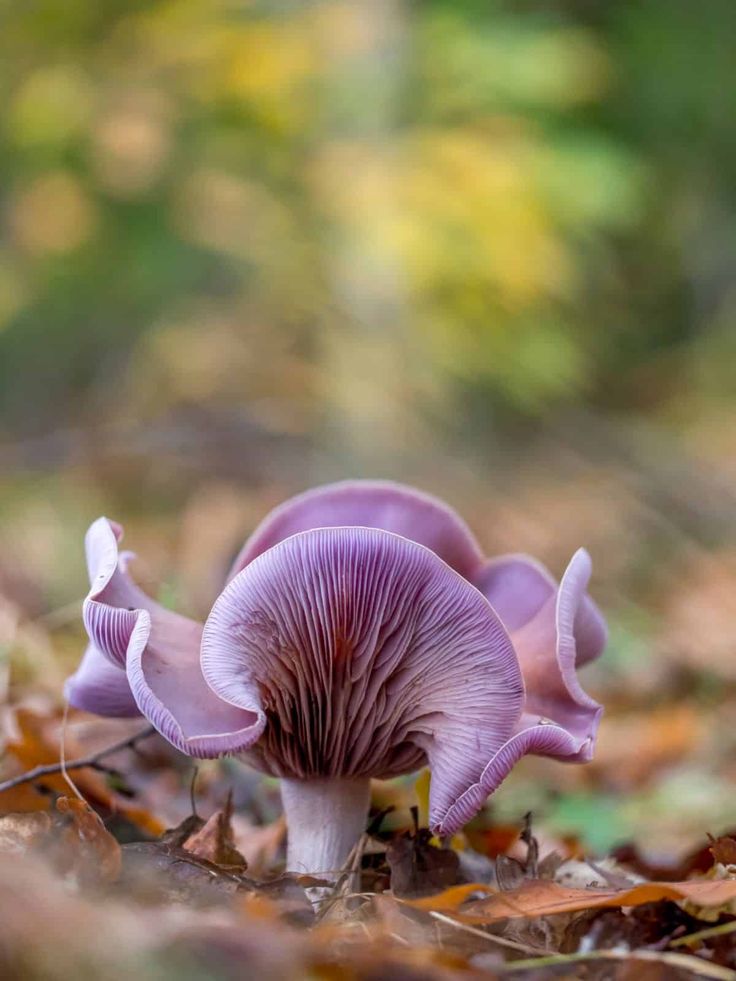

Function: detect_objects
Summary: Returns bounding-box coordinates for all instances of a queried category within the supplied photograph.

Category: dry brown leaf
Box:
[441,878,736,923]
[183,793,247,871]
[387,828,460,897]
[119,841,245,906]
[55,796,122,884]
[0,798,122,885]
[0,708,77,813]
[371,892,444,948]
[710,837,736,867]
[0,708,165,836]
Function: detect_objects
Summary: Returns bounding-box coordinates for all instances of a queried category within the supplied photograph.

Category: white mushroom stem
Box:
[280,776,371,880]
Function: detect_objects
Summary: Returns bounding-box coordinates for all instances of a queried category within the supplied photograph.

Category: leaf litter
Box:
[5,709,736,978]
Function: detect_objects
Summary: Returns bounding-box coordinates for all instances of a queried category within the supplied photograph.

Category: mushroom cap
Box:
[78,517,264,758]
[205,526,523,808]
[437,549,607,834]
[228,480,485,580]
[65,642,140,718]
[67,480,607,835]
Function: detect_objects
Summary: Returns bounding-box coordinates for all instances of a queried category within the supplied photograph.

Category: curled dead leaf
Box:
[387,827,460,898]
[183,793,247,871]
[56,796,122,885]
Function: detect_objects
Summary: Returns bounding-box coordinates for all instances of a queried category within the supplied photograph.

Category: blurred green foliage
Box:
[1,0,734,446]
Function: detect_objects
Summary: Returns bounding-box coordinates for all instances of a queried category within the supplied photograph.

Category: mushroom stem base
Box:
[280,776,371,880]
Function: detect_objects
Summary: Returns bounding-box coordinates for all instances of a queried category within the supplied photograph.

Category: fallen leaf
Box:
[451,878,736,923]
[555,856,642,890]
[561,900,705,954]
[711,837,736,867]
[0,708,165,837]
[406,883,495,911]
[55,796,122,884]
[183,792,247,871]
[159,812,205,847]
[387,827,460,898]
[119,841,244,906]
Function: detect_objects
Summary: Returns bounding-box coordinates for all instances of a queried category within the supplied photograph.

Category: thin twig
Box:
[0,725,156,794]
[520,812,538,878]
[585,858,637,890]
[670,920,736,948]
[315,833,369,920]
[60,701,84,801]
[189,766,199,818]
[429,911,544,956]
[496,947,736,980]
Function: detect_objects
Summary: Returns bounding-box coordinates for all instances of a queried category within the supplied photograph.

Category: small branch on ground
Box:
[520,811,538,877]
[497,947,736,980]
[0,725,156,794]
[189,766,199,818]
[428,911,544,956]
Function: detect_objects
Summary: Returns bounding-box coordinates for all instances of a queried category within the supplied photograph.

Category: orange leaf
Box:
[465,825,522,859]
[1,709,165,836]
[404,882,495,910]
[446,878,736,923]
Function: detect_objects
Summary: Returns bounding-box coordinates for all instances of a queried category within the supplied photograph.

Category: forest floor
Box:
[2,701,736,981]
[3,459,736,979]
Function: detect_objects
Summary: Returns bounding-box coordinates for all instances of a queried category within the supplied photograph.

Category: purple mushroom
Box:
[66,481,606,878]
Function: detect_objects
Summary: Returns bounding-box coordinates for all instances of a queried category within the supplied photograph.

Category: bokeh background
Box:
[2,0,736,859]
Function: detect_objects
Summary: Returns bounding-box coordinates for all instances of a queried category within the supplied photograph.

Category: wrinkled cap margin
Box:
[435,548,605,834]
[228,480,485,581]
[474,550,607,668]
[75,517,265,759]
[65,642,140,718]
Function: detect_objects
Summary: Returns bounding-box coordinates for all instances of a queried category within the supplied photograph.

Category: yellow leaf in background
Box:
[10,173,98,256]
[226,23,316,100]
[8,66,93,147]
